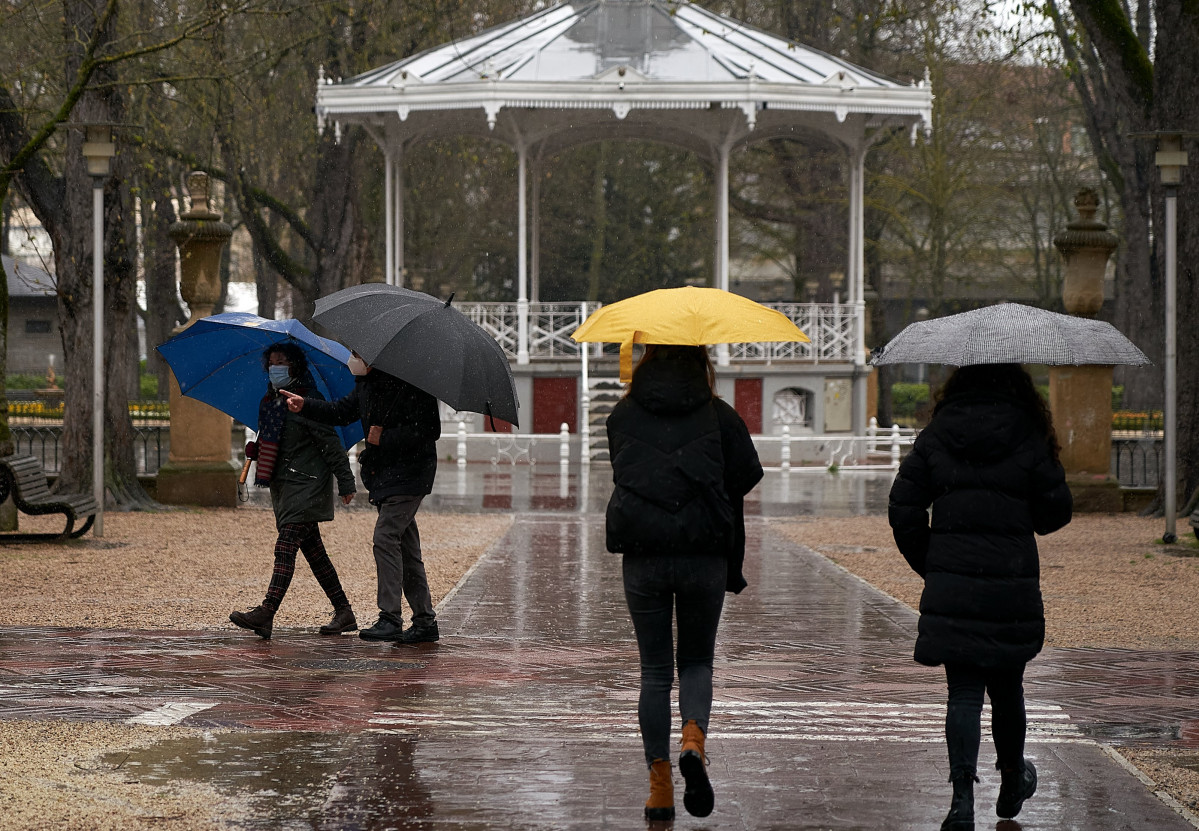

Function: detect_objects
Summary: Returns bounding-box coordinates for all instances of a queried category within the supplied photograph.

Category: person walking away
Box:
[888,363,1072,830]
[280,351,442,644]
[605,345,763,821]
[230,343,358,640]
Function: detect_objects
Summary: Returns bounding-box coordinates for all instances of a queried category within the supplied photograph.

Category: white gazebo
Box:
[315,0,932,434]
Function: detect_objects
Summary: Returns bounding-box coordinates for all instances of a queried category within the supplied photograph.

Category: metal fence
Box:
[1112,437,1161,489]
[6,422,1166,489]
[12,426,169,475]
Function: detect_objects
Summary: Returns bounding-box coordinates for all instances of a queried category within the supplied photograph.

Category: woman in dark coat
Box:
[606,345,763,822]
[888,363,1072,830]
[229,342,358,640]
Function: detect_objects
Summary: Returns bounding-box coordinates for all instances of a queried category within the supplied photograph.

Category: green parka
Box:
[268,408,356,530]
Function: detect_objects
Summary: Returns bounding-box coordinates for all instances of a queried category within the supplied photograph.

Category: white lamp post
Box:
[82,124,115,537]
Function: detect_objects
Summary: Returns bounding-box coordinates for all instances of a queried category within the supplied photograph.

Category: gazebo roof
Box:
[316,0,931,158]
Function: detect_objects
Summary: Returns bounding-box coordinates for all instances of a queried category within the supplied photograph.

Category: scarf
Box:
[253,372,313,487]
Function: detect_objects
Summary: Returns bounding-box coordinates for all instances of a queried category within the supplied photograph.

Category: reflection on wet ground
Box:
[102,731,433,830]
[241,465,899,518]
[2,516,1196,828]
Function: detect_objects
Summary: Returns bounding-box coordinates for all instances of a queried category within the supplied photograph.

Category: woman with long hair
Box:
[889,363,1072,830]
[605,344,763,821]
[229,342,358,639]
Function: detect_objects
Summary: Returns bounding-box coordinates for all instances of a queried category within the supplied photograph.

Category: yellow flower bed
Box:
[1112,410,1163,432]
[7,400,170,421]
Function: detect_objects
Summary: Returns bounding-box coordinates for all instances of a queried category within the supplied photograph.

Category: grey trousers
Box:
[373,494,436,626]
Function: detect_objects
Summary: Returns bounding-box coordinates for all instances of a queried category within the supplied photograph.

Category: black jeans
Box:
[944,663,1028,781]
[623,552,727,768]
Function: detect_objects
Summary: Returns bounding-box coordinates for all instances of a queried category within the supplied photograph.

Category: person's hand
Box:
[368,424,382,445]
[278,389,304,413]
[341,492,355,505]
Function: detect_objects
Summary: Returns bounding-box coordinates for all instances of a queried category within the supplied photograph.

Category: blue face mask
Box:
[268,365,292,388]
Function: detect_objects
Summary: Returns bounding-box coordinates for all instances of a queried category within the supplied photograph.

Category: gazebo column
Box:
[848,144,868,435]
[384,146,394,286]
[531,160,541,303]
[394,145,405,287]
[517,141,530,365]
[715,141,731,368]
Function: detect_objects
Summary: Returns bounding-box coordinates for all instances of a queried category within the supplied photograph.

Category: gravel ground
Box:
[0,506,512,829]
[3,507,1199,826]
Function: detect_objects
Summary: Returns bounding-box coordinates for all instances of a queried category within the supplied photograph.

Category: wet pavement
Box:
[3,474,1199,828]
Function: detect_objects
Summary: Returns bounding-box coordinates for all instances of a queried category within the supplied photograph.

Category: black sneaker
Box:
[359,616,404,641]
[399,621,440,644]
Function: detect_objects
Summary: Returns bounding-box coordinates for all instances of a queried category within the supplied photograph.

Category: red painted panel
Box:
[734,378,763,434]
[533,376,578,434]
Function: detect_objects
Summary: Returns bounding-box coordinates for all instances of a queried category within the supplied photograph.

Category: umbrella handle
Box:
[239,458,253,484]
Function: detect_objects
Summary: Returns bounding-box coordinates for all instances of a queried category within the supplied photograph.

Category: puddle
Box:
[1082,723,1183,742]
[103,730,435,828]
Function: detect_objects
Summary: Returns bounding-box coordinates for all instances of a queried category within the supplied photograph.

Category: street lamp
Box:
[1140,132,1191,543]
[81,124,115,537]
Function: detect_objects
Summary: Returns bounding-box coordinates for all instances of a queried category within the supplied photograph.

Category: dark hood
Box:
[930,391,1034,462]
[628,357,713,416]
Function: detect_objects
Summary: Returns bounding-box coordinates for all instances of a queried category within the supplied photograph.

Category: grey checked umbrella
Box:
[313,284,520,426]
[870,303,1151,367]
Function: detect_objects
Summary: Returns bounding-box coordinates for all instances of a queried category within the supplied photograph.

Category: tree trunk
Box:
[1155,2,1199,515]
[587,144,609,302]
[143,164,185,399]
[254,231,279,319]
[51,0,152,506]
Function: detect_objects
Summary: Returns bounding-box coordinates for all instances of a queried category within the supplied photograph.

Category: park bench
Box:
[0,454,97,541]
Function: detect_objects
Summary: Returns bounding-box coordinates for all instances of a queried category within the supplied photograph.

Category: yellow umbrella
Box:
[571,286,810,382]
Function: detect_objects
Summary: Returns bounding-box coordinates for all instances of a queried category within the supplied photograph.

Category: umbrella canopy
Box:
[156,312,365,449]
[570,286,810,381]
[312,284,520,427]
[869,303,1151,367]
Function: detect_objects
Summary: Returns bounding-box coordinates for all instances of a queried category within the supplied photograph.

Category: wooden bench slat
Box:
[0,454,97,541]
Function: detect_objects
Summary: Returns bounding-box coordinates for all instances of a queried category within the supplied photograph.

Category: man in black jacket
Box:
[280,353,442,643]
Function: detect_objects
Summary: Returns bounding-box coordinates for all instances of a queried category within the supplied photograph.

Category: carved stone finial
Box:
[170,170,232,326]
[1074,188,1099,222]
[1054,186,1117,318]
[181,171,221,221]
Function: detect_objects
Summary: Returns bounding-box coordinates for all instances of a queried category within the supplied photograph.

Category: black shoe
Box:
[319,606,358,635]
[997,760,1037,819]
[678,748,714,818]
[359,616,404,641]
[230,605,274,640]
[399,621,440,644]
[941,774,975,831]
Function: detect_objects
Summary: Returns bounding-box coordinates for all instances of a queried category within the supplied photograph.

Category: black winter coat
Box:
[299,370,441,502]
[268,392,356,529]
[888,390,1072,669]
[605,357,763,591]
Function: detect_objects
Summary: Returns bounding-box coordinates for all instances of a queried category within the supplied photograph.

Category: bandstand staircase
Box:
[585,377,624,462]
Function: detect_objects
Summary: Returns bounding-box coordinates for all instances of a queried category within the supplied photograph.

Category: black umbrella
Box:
[313,284,520,426]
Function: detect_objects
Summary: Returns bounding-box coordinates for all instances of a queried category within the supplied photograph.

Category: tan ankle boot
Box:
[644,758,675,821]
[679,720,713,817]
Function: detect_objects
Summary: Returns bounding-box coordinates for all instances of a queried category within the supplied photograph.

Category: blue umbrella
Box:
[156,312,365,449]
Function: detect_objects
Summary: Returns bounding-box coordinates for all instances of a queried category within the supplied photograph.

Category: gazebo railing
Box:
[457,301,857,363]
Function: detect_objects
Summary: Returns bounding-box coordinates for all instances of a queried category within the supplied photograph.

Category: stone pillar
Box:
[1049,188,1122,511]
[156,172,240,507]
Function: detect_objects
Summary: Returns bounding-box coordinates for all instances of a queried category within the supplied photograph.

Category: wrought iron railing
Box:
[1112,437,1161,489]
[12,426,170,476]
[456,301,857,362]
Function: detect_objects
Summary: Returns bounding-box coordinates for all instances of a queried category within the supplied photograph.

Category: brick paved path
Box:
[1,514,1196,829]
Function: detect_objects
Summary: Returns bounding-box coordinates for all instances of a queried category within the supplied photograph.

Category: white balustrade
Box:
[457,301,857,363]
